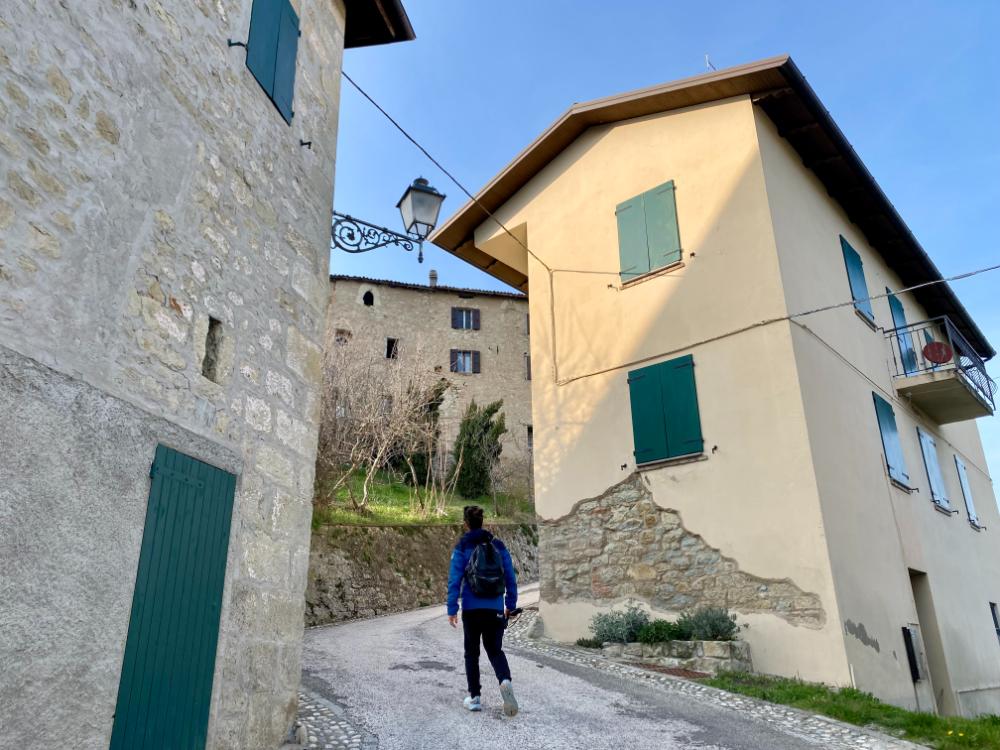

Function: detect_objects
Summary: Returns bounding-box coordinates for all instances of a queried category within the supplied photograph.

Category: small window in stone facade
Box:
[362,290,375,306]
[525,353,531,381]
[202,317,223,383]
[451,307,480,330]
[527,425,533,453]
[386,337,399,359]
[450,349,480,374]
[334,328,352,345]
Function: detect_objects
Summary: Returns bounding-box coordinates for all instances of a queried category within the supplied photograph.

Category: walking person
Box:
[447,505,519,716]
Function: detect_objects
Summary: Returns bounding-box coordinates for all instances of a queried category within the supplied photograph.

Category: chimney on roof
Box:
[429,269,438,288]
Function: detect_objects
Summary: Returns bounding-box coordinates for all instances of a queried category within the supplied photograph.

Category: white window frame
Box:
[454,350,473,373]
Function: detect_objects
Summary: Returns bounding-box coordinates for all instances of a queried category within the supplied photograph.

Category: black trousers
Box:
[462,608,512,697]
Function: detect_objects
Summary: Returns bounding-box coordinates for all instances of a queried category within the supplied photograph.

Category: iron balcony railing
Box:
[886,316,996,412]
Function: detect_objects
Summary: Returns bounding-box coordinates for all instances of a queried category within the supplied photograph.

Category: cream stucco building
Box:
[430,56,999,716]
[324,273,533,484]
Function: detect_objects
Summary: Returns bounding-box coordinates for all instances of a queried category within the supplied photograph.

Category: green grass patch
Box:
[313,470,535,527]
[701,671,1000,749]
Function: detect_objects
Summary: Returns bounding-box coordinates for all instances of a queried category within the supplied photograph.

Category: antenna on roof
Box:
[705,54,717,72]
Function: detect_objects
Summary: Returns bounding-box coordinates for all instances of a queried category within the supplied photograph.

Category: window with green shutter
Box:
[245,0,300,124]
[616,180,682,281]
[954,455,980,527]
[873,393,909,486]
[841,236,874,323]
[627,354,703,464]
[917,428,949,508]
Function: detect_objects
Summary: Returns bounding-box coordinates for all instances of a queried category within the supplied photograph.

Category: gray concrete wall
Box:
[0,345,242,748]
[0,0,345,746]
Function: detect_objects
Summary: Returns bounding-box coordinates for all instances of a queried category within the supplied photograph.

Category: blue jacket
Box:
[447,529,518,616]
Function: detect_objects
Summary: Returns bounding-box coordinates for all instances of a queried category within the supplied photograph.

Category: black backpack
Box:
[463,535,506,598]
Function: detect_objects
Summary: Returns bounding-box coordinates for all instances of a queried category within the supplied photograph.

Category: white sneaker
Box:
[499,680,518,717]
[463,695,482,712]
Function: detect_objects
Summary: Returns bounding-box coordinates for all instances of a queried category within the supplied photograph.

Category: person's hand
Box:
[504,608,510,618]
[448,615,458,628]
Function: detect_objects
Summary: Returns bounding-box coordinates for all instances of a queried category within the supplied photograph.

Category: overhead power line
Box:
[341,71,998,384]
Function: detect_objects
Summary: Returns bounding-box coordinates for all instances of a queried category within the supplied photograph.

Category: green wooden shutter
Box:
[616,195,649,281]
[917,428,948,507]
[627,365,668,463]
[246,0,281,97]
[954,455,979,525]
[660,354,703,458]
[873,393,909,485]
[271,0,299,123]
[643,180,682,270]
[472,350,481,373]
[887,289,917,375]
[110,445,237,750]
[841,236,874,322]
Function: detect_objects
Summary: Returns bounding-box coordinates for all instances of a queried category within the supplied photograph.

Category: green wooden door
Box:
[110,445,237,750]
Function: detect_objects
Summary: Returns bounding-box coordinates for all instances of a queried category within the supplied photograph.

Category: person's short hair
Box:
[463,505,484,530]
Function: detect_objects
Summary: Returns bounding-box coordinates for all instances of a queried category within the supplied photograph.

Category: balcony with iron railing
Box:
[886,316,996,424]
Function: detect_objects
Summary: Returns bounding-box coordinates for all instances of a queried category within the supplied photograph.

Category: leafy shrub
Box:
[589,602,650,643]
[637,619,686,643]
[575,637,604,649]
[451,400,507,498]
[677,607,739,641]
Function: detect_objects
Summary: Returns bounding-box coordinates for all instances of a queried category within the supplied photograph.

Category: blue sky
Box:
[332,0,1000,479]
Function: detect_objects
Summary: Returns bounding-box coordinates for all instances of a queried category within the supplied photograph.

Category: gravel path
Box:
[297,585,922,750]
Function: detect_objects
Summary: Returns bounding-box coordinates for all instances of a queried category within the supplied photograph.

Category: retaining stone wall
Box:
[601,640,753,675]
[306,524,538,626]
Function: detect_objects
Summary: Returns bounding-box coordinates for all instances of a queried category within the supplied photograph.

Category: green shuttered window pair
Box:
[873,393,909,486]
[616,180,682,281]
[917,428,949,508]
[627,354,703,464]
[246,0,300,123]
[841,236,874,323]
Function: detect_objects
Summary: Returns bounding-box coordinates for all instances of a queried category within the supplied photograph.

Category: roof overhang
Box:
[344,0,415,48]
[429,55,994,360]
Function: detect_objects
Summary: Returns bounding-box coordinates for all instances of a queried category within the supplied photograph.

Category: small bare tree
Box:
[316,338,447,512]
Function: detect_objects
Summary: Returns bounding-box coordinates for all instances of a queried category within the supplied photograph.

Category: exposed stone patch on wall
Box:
[540,474,826,628]
[306,524,538,626]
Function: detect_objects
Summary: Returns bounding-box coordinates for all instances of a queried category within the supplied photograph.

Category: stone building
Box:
[325,272,533,485]
[431,57,1000,716]
[0,1,413,748]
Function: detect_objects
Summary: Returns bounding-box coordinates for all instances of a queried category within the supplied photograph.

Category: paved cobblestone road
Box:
[298,585,921,750]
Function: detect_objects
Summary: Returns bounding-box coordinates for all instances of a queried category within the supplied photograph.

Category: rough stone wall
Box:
[305,524,538,626]
[0,1,344,748]
[540,475,826,628]
[325,277,533,487]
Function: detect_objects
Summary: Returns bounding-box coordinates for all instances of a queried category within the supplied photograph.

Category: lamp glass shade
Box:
[397,178,445,239]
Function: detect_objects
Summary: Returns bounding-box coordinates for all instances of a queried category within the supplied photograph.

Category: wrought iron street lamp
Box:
[331,178,446,263]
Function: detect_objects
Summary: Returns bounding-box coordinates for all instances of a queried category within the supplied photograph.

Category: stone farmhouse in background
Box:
[325,272,533,489]
[0,1,415,748]
[431,56,1000,717]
